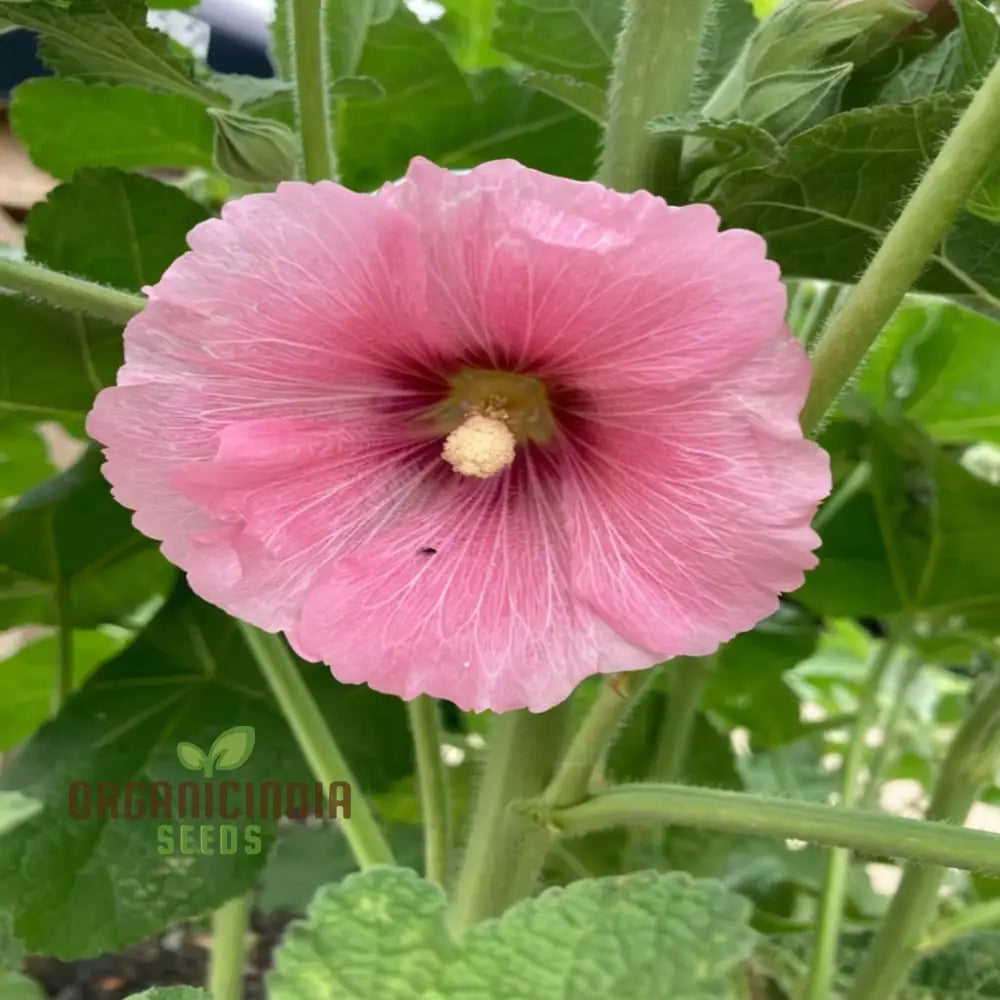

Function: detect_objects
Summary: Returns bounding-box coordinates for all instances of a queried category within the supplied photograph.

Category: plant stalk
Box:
[805,634,902,1000]
[407,696,452,886]
[846,672,1000,1000]
[240,624,394,867]
[801,57,1000,433]
[597,0,713,191]
[449,705,570,928]
[209,893,250,1000]
[0,257,144,323]
[286,0,336,182]
[532,782,1000,876]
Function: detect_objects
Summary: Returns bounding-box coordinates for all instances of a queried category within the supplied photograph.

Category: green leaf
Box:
[0,791,42,835]
[1,0,215,102]
[908,932,1000,998]
[0,419,55,502]
[855,298,1000,445]
[492,0,621,88]
[339,10,600,188]
[741,62,852,140]
[708,95,1000,301]
[269,868,756,999]
[175,741,207,771]
[797,420,1000,630]
[879,0,999,103]
[0,971,43,1000]
[0,629,123,750]
[208,725,256,771]
[650,114,781,201]
[522,71,606,123]
[0,450,175,630]
[0,583,412,957]
[26,168,209,290]
[0,297,120,421]
[11,79,215,178]
[437,0,505,69]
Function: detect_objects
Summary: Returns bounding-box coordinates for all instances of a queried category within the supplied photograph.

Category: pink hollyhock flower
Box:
[87,158,830,713]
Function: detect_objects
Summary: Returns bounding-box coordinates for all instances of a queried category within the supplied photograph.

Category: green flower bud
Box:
[207,108,299,185]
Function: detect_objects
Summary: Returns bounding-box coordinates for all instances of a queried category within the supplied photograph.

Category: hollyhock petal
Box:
[89,156,830,713]
[293,464,658,713]
[382,159,785,388]
[564,335,830,656]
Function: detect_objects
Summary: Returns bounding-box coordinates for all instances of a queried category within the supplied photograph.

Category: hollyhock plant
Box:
[87,157,829,712]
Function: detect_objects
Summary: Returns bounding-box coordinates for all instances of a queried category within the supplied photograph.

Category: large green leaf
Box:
[0,0,214,101]
[0,583,412,957]
[11,78,215,178]
[855,298,1000,445]
[797,421,1000,630]
[269,868,755,999]
[0,629,124,750]
[492,0,621,88]
[1,171,206,426]
[0,450,175,629]
[26,168,209,290]
[0,298,120,423]
[0,419,55,502]
[706,95,1000,301]
[332,9,599,187]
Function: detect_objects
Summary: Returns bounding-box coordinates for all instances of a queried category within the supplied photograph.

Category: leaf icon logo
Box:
[176,726,256,778]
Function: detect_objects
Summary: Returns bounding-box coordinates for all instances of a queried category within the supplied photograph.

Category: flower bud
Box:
[207,108,298,185]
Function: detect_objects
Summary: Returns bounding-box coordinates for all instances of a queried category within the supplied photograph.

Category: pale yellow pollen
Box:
[441,413,516,479]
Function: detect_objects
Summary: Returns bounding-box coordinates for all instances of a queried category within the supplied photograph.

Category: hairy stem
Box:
[597,0,713,191]
[846,673,1000,1000]
[0,257,144,323]
[209,894,250,1000]
[407,696,452,886]
[241,624,394,867]
[805,634,902,1000]
[532,782,1000,876]
[801,57,1000,433]
[450,705,570,928]
[286,0,336,181]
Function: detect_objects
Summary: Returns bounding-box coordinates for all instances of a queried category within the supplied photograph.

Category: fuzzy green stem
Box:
[921,896,1000,953]
[407,696,452,886]
[846,673,1000,1000]
[450,705,570,928]
[805,634,901,1000]
[801,57,1000,433]
[488,674,653,912]
[532,783,1000,876]
[286,0,336,182]
[544,673,650,807]
[0,257,144,323]
[597,0,713,191]
[240,624,394,867]
[209,894,250,1000]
